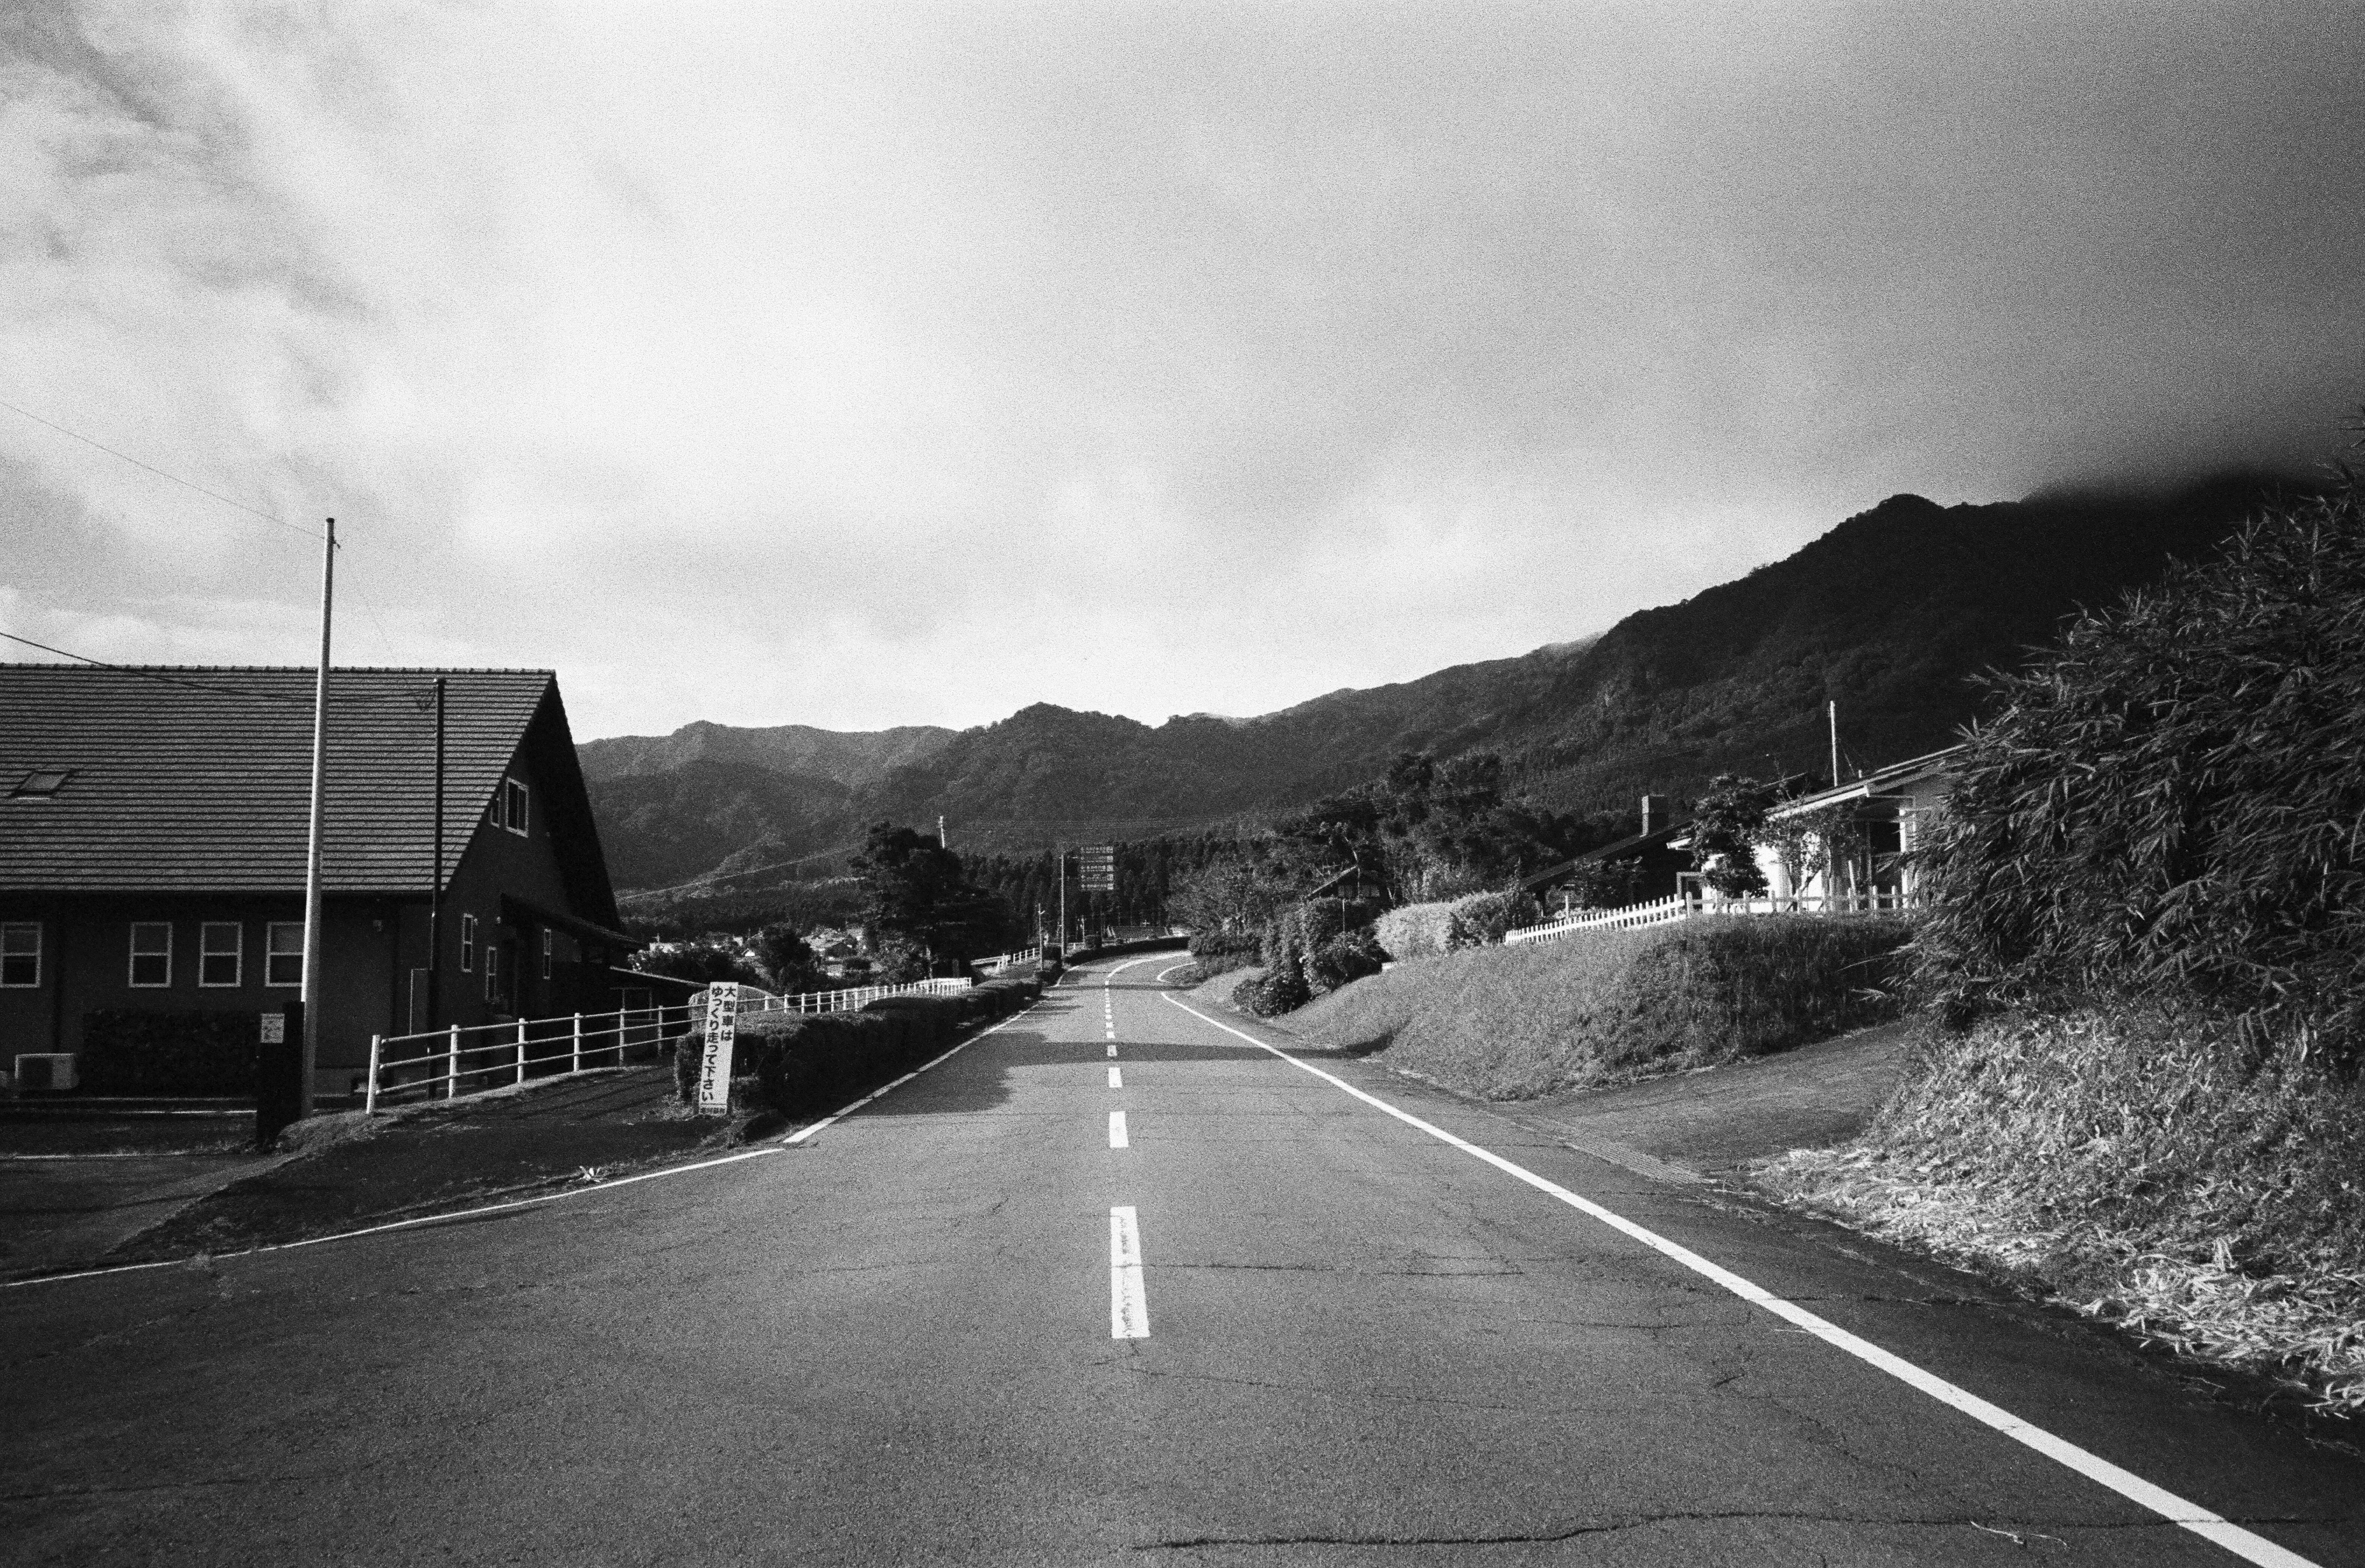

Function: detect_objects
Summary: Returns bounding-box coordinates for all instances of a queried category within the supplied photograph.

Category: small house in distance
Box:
[1751,745,1963,904]
[0,665,633,1100]
[1522,795,1693,912]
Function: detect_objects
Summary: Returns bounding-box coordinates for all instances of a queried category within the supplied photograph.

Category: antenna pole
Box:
[299,518,335,1116]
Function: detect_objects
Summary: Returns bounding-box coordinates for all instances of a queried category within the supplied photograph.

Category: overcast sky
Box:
[3,2,2360,741]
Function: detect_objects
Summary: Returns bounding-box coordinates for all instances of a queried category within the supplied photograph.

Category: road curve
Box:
[3,952,2359,1566]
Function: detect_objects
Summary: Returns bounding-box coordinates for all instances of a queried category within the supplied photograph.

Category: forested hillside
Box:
[586,474,2294,893]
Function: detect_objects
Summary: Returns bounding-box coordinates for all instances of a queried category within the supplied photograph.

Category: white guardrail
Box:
[1504,890,1921,947]
[365,1002,701,1112]
[363,975,995,1111]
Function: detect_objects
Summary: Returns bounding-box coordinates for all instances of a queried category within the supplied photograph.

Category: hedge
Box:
[78,1009,258,1095]
[674,977,1042,1113]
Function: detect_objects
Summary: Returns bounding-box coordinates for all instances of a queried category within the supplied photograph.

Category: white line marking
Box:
[1108,1066,1123,1088]
[1107,1042,1117,1058]
[1110,1205,1149,1338]
[10,998,1052,1294]
[1160,993,2323,1568]
[1108,1110,1130,1149]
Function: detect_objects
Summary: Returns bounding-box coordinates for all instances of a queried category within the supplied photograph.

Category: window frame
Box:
[264,922,305,988]
[484,941,500,1003]
[0,922,39,988]
[460,914,478,974]
[198,921,243,988]
[502,777,529,837]
[540,929,554,980]
[128,922,173,988]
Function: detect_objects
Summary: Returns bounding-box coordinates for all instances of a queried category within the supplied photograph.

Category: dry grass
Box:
[1289,915,1907,1099]
[1759,1006,2365,1414]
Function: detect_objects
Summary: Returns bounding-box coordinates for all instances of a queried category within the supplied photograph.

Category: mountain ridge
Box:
[586,474,2302,893]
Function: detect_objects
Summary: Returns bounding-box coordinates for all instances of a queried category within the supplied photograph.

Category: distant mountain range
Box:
[581,475,2294,893]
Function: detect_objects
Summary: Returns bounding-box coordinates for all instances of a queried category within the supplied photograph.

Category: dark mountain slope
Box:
[578,720,953,786]
[587,474,2295,890]
[585,759,862,889]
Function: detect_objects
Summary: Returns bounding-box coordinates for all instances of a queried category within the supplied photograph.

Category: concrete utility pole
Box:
[1828,700,1840,790]
[1058,849,1068,948]
[938,814,948,850]
[426,675,445,1037]
[299,518,335,1116]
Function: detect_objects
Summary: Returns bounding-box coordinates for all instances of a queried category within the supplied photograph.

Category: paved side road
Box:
[2,956,2358,1566]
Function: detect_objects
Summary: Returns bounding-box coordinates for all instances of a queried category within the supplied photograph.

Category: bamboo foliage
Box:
[1913,471,2365,1065]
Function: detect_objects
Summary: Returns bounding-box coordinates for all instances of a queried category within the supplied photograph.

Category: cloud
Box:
[3,1,2360,738]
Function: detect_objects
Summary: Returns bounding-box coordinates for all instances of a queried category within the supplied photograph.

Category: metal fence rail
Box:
[743,975,975,1016]
[1505,890,1921,947]
[365,1002,700,1113]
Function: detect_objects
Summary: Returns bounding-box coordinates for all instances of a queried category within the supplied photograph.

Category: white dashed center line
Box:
[1108,1110,1130,1148]
[1106,1042,1117,1058]
[1110,1206,1149,1338]
[1108,1065,1122,1088]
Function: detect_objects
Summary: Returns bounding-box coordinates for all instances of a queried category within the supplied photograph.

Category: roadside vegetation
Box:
[1286,916,1907,1099]
[1764,458,2365,1413]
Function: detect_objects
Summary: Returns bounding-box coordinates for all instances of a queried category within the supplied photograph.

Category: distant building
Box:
[1523,794,1694,909]
[1751,746,1963,903]
[0,665,634,1098]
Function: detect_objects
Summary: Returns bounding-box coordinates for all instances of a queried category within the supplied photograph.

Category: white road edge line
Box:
[1160,992,2322,1568]
[1108,1110,1130,1149]
[9,998,1053,1293]
[1110,1204,1149,1338]
[1108,1066,1123,1089]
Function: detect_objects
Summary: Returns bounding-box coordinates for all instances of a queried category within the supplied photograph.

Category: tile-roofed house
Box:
[0,665,633,1100]
[1521,794,1696,910]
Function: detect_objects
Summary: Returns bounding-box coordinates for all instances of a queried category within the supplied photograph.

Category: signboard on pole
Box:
[697,982,740,1112]
[1078,843,1117,894]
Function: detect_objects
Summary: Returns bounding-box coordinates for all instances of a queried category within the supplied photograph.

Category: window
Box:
[503,777,529,837]
[129,922,172,987]
[484,942,500,1002]
[460,914,478,973]
[266,922,304,987]
[0,923,39,988]
[199,922,243,987]
[540,929,554,980]
[487,789,502,830]
[9,770,69,800]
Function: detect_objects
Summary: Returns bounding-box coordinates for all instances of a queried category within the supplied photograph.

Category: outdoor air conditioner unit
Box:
[14,1053,78,1092]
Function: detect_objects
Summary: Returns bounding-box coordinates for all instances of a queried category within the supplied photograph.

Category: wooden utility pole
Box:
[299,518,335,1116]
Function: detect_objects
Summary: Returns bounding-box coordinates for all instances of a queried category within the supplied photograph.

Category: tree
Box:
[631,942,757,986]
[751,924,823,992]
[849,822,1007,971]
[1689,774,1775,897]
[1757,801,1857,900]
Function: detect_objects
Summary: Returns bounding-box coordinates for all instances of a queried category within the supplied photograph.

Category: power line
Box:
[0,395,325,541]
[0,628,441,708]
[618,841,871,898]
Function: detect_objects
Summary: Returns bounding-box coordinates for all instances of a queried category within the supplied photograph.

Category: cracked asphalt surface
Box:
[3,954,2360,1566]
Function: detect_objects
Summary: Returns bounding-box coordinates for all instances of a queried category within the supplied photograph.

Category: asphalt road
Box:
[5,954,2360,1566]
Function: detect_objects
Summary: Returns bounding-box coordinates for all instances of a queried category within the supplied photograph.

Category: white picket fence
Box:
[1505,889,1920,947]
[975,946,1043,975]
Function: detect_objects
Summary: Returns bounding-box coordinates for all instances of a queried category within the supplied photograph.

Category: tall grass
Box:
[1291,915,1908,1100]
[1761,1005,2365,1412]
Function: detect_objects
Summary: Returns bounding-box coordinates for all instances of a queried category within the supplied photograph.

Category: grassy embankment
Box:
[1285,915,1908,1100]
[1760,1010,2365,1413]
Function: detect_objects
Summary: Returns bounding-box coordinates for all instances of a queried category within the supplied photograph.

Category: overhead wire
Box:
[0,627,446,709]
[0,395,326,542]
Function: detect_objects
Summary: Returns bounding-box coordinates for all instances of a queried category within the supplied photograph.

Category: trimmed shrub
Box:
[1290,914,1910,1098]
[79,1009,258,1095]
[1245,942,1312,1016]
[1374,901,1454,962]
[681,978,1044,1116]
[1307,929,1386,995]
[1445,889,1542,950]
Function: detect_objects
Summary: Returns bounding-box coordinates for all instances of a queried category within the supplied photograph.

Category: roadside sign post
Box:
[697,981,740,1113]
[1079,846,1116,947]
